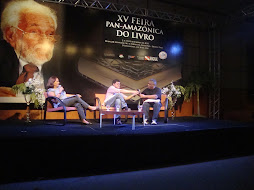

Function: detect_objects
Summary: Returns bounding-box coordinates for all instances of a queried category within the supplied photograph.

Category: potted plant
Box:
[184,70,213,116]
[12,78,45,122]
[162,82,185,119]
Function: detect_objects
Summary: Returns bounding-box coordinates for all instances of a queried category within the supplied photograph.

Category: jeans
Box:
[104,93,127,118]
[104,93,127,108]
[143,101,161,121]
[62,95,90,120]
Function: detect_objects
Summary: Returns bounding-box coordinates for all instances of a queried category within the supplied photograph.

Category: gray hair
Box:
[149,79,157,85]
[1,0,57,40]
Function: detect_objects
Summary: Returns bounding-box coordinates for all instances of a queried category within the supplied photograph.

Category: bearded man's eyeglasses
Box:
[12,26,61,43]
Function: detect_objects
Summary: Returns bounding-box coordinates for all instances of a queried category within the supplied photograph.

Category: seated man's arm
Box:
[140,94,158,99]
[140,87,161,100]
[124,91,139,100]
[119,89,138,94]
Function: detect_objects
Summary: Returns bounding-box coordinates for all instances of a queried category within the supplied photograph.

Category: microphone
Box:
[58,85,64,95]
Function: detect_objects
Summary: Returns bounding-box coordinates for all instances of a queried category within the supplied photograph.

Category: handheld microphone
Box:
[58,85,64,95]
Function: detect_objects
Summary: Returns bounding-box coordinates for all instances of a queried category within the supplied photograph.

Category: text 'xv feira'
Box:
[106,15,164,41]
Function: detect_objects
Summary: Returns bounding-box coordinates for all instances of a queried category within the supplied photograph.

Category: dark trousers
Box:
[143,102,161,121]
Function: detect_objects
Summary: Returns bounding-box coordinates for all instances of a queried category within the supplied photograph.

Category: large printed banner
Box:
[103,13,183,63]
[0,0,183,104]
[77,9,183,90]
[104,14,166,61]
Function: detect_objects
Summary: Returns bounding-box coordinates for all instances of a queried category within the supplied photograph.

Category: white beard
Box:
[15,38,54,66]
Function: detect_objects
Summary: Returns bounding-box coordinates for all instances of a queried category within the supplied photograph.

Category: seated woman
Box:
[46,76,98,125]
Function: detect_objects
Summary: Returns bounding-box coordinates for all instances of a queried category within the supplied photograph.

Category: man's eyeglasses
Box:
[12,26,61,43]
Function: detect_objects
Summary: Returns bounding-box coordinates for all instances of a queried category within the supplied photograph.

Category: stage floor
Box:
[0,117,253,138]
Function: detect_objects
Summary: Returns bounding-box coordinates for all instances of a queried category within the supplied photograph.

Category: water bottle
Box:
[116,105,120,112]
[138,105,142,112]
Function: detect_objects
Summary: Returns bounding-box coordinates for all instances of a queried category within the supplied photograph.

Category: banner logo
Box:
[119,54,124,58]
[128,55,135,59]
[145,56,158,61]
[159,51,167,60]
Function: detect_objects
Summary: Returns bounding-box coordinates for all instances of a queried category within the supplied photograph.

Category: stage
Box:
[0,117,254,186]
[0,117,252,137]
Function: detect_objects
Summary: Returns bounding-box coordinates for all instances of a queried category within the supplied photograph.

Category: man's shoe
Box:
[122,107,128,111]
[116,118,122,125]
[151,120,157,125]
[143,119,149,125]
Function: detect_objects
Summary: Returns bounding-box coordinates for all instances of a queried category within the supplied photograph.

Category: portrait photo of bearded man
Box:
[0,0,59,96]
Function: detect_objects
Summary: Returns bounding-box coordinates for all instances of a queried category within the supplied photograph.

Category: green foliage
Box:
[12,83,42,109]
[12,83,26,94]
[184,70,213,101]
[184,83,201,101]
[183,70,214,116]
[175,85,185,96]
[12,83,35,94]
[162,83,185,110]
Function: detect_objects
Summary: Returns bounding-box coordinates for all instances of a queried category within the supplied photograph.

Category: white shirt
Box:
[104,85,127,102]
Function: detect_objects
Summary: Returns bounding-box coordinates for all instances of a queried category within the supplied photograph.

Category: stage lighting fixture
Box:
[170,43,182,55]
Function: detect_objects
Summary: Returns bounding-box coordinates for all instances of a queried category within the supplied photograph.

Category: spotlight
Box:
[170,43,182,55]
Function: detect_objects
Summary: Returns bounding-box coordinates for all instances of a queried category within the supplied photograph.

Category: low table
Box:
[99,109,145,130]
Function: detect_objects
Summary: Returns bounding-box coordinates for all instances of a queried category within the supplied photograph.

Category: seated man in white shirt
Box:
[104,79,139,124]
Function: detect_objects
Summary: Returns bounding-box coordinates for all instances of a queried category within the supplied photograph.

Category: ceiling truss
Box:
[39,0,213,26]
[39,0,254,27]
[225,3,254,24]
[240,3,254,17]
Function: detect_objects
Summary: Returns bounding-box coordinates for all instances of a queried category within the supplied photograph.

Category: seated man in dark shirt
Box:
[139,79,161,125]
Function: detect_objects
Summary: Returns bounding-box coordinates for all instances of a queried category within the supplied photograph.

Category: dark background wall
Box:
[220,22,254,121]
